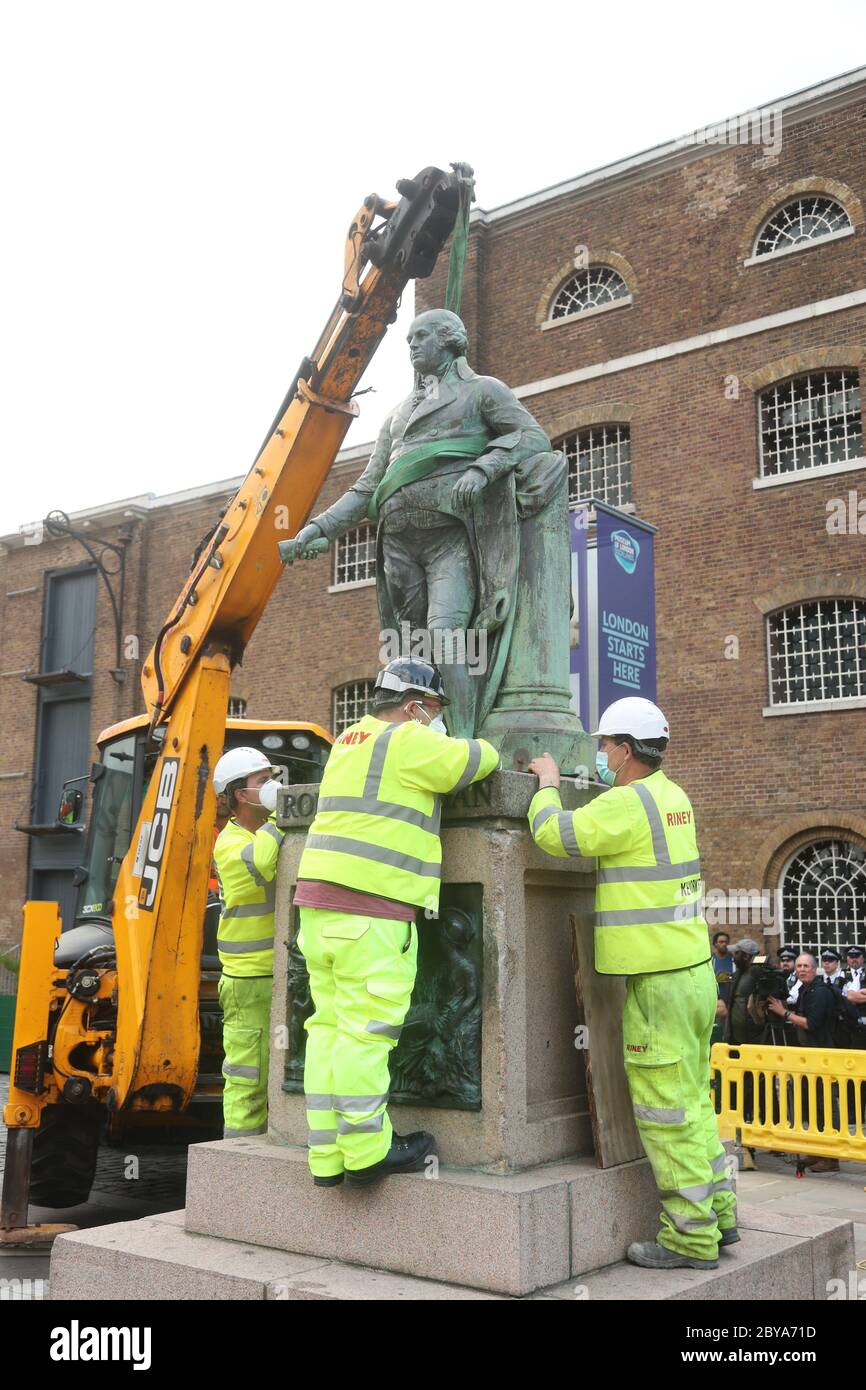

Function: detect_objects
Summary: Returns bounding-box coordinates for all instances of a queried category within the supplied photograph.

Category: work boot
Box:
[345,1131,437,1188]
[805,1158,839,1173]
[627,1240,719,1271]
[719,1227,740,1248]
[313,1173,344,1188]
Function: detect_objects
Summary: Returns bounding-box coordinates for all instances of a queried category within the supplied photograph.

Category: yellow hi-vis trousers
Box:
[218,974,271,1138]
[298,908,417,1177]
[623,959,737,1261]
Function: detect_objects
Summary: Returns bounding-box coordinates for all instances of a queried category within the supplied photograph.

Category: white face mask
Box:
[240,778,280,812]
[411,702,447,735]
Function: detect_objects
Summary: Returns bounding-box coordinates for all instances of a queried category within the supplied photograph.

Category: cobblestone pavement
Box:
[1,1073,219,1299]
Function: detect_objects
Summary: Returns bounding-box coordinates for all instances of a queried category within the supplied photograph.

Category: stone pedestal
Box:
[271,769,601,1170]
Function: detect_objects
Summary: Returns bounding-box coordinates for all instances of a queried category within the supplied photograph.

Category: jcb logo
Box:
[138,758,179,911]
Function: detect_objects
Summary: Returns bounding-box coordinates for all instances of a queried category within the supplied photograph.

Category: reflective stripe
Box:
[241,841,269,889]
[222,1062,260,1080]
[366,1019,403,1040]
[663,1206,720,1233]
[221,901,274,920]
[224,1122,267,1138]
[712,1177,735,1194]
[337,1113,385,1135]
[532,803,560,835]
[317,795,439,834]
[451,739,482,794]
[711,1152,730,1175]
[658,1180,715,1203]
[597,900,702,927]
[217,936,274,954]
[305,1093,388,1112]
[307,1129,338,1146]
[363,723,397,798]
[262,822,284,844]
[304,834,441,878]
[598,857,701,884]
[333,1093,389,1113]
[304,1093,335,1111]
[633,1104,686,1125]
[557,811,580,855]
[631,781,671,865]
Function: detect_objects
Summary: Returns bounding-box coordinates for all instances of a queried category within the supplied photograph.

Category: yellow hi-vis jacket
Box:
[529,770,709,976]
[213,815,285,977]
[298,715,499,911]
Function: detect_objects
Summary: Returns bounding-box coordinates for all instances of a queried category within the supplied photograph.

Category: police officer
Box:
[296,658,499,1188]
[820,948,846,991]
[528,696,737,1272]
[842,946,866,1051]
[778,946,799,1044]
[212,748,285,1139]
[779,946,797,991]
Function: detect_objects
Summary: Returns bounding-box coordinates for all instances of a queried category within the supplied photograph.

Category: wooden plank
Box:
[570,912,644,1168]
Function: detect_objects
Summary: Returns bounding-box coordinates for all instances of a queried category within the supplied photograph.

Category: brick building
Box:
[1,68,865,953]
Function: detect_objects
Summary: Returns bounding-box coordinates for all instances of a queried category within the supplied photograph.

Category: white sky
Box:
[1,2,863,535]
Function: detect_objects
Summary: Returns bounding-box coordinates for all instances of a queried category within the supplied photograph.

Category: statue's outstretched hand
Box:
[451,466,488,513]
[279,523,330,566]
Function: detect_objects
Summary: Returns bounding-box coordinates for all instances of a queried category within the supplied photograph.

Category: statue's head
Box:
[407,309,469,377]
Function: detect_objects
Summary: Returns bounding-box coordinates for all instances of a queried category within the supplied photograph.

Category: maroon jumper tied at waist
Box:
[294,879,415,922]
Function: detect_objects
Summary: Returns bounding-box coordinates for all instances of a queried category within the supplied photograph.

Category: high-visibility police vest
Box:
[529,770,709,976]
[298,714,499,911]
[213,816,284,976]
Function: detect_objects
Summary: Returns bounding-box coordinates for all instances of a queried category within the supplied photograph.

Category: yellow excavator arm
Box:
[105,167,468,1115]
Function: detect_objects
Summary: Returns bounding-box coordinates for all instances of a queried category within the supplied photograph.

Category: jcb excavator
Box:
[1,164,469,1229]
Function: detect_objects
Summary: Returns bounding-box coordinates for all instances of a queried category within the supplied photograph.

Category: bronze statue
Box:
[291,308,585,769]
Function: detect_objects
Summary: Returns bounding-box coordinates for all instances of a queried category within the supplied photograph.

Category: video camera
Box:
[749,958,789,1004]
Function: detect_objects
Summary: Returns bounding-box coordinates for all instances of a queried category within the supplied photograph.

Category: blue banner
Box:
[596,506,656,709]
[568,508,590,728]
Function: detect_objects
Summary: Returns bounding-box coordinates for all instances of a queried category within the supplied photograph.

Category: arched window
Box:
[332,679,374,735]
[558,425,632,508]
[759,369,862,478]
[780,838,866,955]
[755,196,851,258]
[767,598,866,706]
[333,524,376,588]
[550,266,629,321]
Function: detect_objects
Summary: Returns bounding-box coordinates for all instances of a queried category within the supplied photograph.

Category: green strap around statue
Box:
[367,435,489,523]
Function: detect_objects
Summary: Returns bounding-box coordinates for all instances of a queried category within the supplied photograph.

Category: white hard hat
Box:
[213,746,276,794]
[591,697,670,741]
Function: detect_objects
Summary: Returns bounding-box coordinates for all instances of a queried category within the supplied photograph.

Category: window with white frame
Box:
[755,196,851,258]
[550,266,629,321]
[333,524,376,587]
[558,425,632,508]
[227,696,247,719]
[767,598,866,706]
[780,838,866,955]
[332,679,374,734]
[759,369,862,479]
